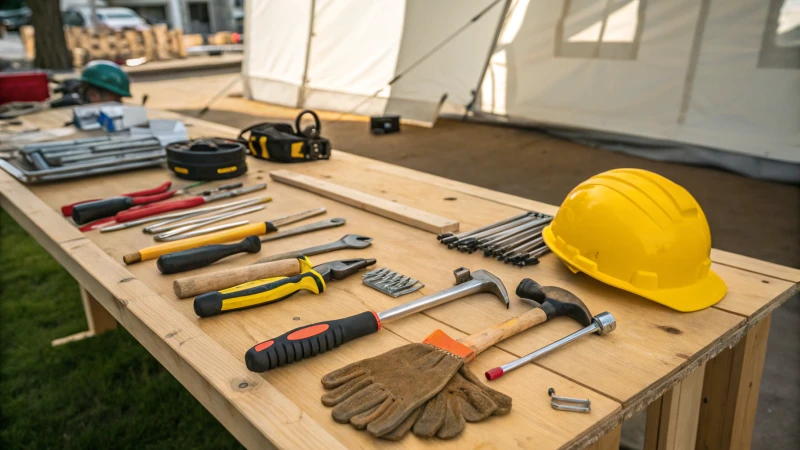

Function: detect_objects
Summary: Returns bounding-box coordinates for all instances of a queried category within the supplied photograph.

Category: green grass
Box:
[0,210,242,449]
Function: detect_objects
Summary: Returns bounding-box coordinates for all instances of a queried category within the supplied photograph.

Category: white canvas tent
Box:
[243,0,800,182]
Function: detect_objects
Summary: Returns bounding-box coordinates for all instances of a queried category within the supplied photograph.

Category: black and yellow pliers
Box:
[193,257,376,317]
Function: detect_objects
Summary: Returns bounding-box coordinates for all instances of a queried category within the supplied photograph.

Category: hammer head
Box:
[516,278,592,326]
[454,268,510,309]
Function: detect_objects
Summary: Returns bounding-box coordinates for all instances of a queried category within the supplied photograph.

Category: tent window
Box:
[555,0,646,60]
[759,0,800,69]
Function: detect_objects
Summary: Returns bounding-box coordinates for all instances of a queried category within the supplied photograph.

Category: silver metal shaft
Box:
[377,270,507,322]
[144,203,258,234]
[467,216,539,241]
[478,217,551,245]
[484,225,544,250]
[499,312,615,374]
[101,196,270,232]
[153,205,265,240]
[444,212,532,240]
[260,217,344,242]
[154,220,250,241]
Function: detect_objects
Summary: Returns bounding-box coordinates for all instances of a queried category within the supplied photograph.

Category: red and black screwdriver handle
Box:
[113,196,207,222]
[71,189,178,224]
[60,181,171,216]
[245,311,382,372]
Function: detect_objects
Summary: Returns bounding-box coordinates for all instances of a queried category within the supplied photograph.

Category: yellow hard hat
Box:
[543,168,726,312]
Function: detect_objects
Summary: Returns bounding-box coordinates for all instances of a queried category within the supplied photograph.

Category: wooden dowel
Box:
[173,258,302,298]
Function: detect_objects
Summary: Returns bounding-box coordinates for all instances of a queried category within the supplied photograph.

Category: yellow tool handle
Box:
[124,222,272,264]
[193,270,326,317]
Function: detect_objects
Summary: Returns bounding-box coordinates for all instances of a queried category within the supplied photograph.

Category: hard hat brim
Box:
[545,226,727,312]
[80,76,132,97]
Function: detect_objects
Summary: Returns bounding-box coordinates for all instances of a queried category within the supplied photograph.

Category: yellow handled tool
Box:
[123,207,325,264]
[193,258,376,317]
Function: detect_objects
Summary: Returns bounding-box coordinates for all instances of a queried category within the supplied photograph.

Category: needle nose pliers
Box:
[194,257,377,317]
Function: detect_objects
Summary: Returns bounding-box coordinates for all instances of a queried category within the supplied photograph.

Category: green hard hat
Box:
[80,60,131,97]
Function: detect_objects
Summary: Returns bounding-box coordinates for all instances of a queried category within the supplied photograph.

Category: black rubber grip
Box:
[156,236,261,274]
[245,311,381,372]
[71,197,134,224]
[194,271,324,318]
[516,278,546,303]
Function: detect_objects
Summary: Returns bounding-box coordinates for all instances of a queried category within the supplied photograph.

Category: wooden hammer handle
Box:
[172,258,301,298]
[458,307,548,360]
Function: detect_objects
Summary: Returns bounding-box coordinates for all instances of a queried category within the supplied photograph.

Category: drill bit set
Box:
[436,211,553,266]
[362,268,424,297]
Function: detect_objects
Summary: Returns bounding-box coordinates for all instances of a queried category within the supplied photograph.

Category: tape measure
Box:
[166,138,247,181]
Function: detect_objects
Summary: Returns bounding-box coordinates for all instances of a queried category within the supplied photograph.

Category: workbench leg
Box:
[695,314,771,450]
[643,363,705,450]
[51,286,117,346]
[587,424,621,450]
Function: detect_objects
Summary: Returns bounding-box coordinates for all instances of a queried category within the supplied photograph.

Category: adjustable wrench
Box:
[255,234,373,264]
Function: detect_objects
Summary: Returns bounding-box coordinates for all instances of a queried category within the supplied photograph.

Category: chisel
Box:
[123,207,325,265]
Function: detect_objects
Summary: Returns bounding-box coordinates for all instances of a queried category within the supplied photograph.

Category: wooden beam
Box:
[644,364,706,450]
[587,424,621,450]
[696,314,772,450]
[270,169,459,234]
[52,286,118,346]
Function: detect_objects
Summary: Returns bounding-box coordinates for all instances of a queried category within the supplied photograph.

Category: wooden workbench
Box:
[1,108,797,450]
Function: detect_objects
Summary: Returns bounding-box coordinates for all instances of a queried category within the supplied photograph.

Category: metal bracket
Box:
[548,388,591,413]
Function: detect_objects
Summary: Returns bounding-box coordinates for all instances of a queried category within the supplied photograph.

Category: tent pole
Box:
[297,0,316,109]
[469,0,513,118]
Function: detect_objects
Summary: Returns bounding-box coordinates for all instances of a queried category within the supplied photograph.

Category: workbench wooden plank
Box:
[270,169,460,234]
[710,264,799,318]
[643,364,705,450]
[695,314,772,450]
[710,249,800,283]
[586,425,621,450]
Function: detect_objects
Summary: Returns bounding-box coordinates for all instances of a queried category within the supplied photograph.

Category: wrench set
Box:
[0,121,188,184]
[362,268,425,298]
[437,211,554,266]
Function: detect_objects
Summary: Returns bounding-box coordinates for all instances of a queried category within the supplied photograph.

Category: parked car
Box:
[0,6,31,31]
[62,7,149,31]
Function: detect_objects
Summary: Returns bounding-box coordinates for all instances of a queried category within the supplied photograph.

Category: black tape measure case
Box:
[238,110,331,163]
[166,138,247,180]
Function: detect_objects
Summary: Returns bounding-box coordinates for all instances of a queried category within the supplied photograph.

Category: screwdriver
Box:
[155,217,344,274]
[80,183,266,232]
[122,207,326,264]
[70,181,212,225]
[193,258,376,317]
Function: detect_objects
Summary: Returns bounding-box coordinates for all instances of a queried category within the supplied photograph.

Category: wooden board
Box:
[1,108,796,449]
[643,364,705,450]
[270,169,460,234]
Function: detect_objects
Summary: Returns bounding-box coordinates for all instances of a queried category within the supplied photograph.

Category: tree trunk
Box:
[27,0,71,70]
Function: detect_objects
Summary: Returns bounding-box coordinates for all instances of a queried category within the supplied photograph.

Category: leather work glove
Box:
[320,343,465,437]
[379,366,513,440]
